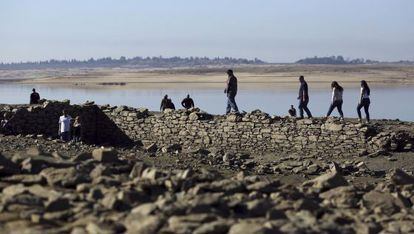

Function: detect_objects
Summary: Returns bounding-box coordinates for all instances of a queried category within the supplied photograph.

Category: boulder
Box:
[40,167,89,187]
[92,148,119,163]
[0,154,20,176]
[388,169,414,185]
[228,222,274,234]
[302,166,348,192]
[319,186,359,208]
[124,214,165,234]
[144,143,158,153]
[129,162,147,179]
[193,220,231,234]
[363,190,410,215]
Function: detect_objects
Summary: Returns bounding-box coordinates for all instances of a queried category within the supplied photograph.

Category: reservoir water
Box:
[0,83,413,121]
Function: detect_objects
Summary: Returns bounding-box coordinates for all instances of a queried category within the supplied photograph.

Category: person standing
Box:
[357,80,371,123]
[72,116,82,142]
[326,81,344,119]
[58,110,72,142]
[30,88,40,104]
[297,76,312,119]
[224,69,239,114]
[181,94,195,109]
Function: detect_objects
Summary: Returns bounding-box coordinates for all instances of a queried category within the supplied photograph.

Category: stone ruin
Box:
[0,101,133,146]
[1,101,413,156]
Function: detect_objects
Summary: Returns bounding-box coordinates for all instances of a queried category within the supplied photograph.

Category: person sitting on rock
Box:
[165,98,176,110]
[30,88,40,105]
[160,95,169,111]
[288,105,297,117]
[72,116,82,143]
[181,94,195,110]
[58,110,72,142]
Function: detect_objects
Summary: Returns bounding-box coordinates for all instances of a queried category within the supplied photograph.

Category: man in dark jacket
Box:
[160,95,169,111]
[30,88,40,104]
[297,76,312,119]
[224,69,239,114]
[181,94,195,109]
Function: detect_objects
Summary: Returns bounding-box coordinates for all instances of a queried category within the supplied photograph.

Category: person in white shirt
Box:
[357,80,371,123]
[58,110,72,142]
[326,81,344,119]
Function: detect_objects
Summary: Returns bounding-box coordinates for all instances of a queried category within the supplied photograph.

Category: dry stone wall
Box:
[102,106,408,156]
[2,103,413,155]
[0,102,132,146]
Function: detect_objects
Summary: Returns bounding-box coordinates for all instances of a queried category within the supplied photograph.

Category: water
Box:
[0,83,413,121]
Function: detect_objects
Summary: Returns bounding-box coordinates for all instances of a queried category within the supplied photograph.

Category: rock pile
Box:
[1,147,414,233]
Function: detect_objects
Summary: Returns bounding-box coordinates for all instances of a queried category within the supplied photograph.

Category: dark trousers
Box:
[299,99,312,118]
[60,131,71,142]
[327,100,344,117]
[226,94,239,114]
[73,127,81,142]
[357,98,370,121]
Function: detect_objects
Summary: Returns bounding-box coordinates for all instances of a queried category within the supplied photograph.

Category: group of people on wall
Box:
[2,70,372,142]
[160,69,371,123]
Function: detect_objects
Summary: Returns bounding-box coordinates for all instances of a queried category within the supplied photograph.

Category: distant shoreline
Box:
[1,64,413,90]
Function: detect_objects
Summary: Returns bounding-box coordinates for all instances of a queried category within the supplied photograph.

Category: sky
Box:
[0,0,413,63]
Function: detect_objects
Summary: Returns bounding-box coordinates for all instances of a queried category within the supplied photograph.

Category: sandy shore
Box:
[2,64,414,89]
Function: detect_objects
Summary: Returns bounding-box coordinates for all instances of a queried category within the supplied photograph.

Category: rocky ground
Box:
[1,134,414,233]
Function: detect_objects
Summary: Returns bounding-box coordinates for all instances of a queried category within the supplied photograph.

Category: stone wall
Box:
[0,101,132,146]
[101,106,414,156]
[2,103,413,155]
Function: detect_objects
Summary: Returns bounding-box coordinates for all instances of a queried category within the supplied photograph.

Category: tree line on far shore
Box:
[296,55,414,65]
[1,55,412,70]
[0,56,266,70]
[296,56,380,65]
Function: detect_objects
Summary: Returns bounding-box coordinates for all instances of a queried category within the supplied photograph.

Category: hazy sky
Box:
[1,0,413,63]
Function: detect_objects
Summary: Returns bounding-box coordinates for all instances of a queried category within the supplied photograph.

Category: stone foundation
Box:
[1,102,413,155]
[101,106,414,156]
[0,102,132,146]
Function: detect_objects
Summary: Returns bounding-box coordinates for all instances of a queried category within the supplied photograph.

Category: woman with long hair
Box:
[326,81,344,119]
[357,80,371,122]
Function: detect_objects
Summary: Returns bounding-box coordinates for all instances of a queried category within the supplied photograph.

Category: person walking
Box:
[326,81,344,119]
[297,76,312,119]
[225,69,239,114]
[181,94,195,109]
[357,80,371,123]
[58,110,72,142]
[30,88,40,104]
[72,116,82,142]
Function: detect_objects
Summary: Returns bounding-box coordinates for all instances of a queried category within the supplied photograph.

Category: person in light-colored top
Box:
[357,80,371,122]
[59,110,72,142]
[326,81,344,119]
